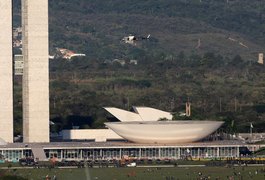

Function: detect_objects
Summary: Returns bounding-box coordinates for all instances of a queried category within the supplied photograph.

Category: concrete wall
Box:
[62,129,123,142]
[0,0,13,143]
[22,0,50,142]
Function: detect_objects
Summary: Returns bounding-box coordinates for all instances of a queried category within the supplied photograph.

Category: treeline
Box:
[13,52,265,135]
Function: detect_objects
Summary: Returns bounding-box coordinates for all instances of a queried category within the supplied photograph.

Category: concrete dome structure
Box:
[105,121,224,144]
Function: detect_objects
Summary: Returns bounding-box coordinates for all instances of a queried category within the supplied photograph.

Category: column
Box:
[22,0,50,142]
[0,0,13,143]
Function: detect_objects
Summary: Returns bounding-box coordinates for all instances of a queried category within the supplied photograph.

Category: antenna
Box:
[219,97,222,112]
[196,38,201,49]
[186,98,191,117]
[234,97,237,112]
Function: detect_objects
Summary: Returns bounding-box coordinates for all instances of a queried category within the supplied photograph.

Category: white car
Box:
[127,162,136,167]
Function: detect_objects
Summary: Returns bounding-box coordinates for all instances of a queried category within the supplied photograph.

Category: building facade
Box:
[0,0,14,143]
[22,0,50,142]
[1,142,263,162]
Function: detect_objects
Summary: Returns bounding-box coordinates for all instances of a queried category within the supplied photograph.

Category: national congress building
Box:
[0,0,263,163]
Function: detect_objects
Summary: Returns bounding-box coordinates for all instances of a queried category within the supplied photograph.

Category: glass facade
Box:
[0,145,243,162]
[0,149,32,162]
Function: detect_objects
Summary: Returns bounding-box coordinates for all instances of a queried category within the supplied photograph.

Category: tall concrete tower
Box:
[0,0,14,143]
[22,0,50,142]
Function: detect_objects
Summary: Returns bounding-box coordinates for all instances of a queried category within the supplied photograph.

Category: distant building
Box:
[129,59,138,65]
[14,55,23,76]
[54,48,86,60]
[258,53,264,64]
[112,59,126,66]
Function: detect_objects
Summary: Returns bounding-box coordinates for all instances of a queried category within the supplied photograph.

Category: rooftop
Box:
[0,140,249,149]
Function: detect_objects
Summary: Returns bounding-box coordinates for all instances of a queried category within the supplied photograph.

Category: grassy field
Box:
[1,166,264,180]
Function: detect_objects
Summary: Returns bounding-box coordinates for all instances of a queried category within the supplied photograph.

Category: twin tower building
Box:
[0,0,49,143]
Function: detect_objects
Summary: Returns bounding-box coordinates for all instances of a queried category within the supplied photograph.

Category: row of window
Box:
[44,147,239,160]
[0,147,239,162]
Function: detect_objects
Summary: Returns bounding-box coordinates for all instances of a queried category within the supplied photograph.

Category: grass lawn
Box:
[1,166,264,180]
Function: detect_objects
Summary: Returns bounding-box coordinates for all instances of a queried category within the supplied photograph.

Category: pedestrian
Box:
[53,175,57,180]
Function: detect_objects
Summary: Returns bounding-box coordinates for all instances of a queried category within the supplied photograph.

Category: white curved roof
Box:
[104,107,143,122]
[105,121,224,144]
[104,106,173,121]
[133,106,173,121]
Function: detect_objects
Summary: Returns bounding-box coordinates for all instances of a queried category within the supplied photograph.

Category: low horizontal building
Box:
[62,129,123,142]
[0,141,263,162]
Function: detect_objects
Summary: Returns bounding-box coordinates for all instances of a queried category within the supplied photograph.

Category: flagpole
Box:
[250,123,253,142]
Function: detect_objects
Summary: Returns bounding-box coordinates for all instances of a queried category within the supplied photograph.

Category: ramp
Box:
[31,147,47,161]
